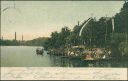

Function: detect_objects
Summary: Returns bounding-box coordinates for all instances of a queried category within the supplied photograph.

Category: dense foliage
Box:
[43,2,128,58]
[0,40,19,46]
[0,37,48,46]
[1,2,128,59]
[25,37,48,46]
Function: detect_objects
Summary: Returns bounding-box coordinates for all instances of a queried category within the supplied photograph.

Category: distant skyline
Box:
[1,1,124,40]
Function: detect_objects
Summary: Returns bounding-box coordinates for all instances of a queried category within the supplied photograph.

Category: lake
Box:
[1,46,127,67]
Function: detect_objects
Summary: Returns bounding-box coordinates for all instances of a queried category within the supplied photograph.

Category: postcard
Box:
[1,0,128,80]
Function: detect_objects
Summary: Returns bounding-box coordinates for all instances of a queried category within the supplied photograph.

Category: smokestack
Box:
[15,32,16,40]
[22,34,23,41]
[2,36,3,40]
[0,36,3,40]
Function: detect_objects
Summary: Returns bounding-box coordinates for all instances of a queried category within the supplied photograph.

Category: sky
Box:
[1,1,124,40]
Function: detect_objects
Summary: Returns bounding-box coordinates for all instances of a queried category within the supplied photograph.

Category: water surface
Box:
[1,46,127,67]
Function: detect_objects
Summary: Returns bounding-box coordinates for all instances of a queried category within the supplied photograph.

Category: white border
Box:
[1,67,127,80]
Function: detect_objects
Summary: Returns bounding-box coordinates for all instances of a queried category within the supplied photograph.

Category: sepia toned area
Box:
[0,1,128,67]
[1,67,127,80]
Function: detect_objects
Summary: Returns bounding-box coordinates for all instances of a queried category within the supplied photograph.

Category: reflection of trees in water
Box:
[49,55,62,67]
[61,58,71,67]
[49,55,128,67]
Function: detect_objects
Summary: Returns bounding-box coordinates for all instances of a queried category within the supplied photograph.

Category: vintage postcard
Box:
[0,0,128,80]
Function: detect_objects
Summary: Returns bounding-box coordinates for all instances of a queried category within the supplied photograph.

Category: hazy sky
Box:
[1,1,124,40]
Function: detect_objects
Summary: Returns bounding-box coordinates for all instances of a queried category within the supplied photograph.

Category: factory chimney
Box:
[22,34,23,42]
[15,32,17,41]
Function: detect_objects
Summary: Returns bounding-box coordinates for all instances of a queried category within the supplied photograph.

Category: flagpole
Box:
[105,22,107,45]
[112,17,115,39]
[126,31,128,44]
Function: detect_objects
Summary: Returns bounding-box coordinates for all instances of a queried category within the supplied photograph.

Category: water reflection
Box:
[1,46,127,67]
[48,54,128,67]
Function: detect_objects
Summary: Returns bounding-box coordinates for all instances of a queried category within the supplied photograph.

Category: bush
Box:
[119,42,128,57]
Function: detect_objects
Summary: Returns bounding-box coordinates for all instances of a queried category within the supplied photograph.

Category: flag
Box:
[112,18,115,32]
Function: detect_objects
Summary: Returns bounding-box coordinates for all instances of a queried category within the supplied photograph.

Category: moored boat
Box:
[36,48,44,55]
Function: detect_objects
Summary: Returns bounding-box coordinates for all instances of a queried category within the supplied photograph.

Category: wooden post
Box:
[78,21,79,26]
[105,20,107,45]
[112,18,115,40]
